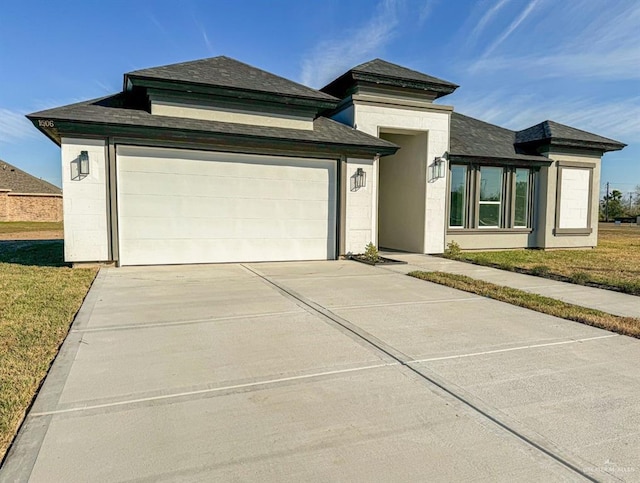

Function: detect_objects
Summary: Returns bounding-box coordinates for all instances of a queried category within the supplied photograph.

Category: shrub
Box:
[363,242,380,263]
[444,241,462,259]
[531,265,550,276]
[570,271,590,285]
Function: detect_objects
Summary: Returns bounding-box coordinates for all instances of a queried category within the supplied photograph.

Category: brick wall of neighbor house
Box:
[3,194,63,222]
[0,191,8,220]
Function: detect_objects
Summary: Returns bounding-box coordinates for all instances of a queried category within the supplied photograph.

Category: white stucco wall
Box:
[354,103,450,253]
[344,158,377,254]
[61,138,109,262]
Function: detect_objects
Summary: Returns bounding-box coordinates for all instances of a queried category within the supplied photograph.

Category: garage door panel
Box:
[117,147,336,265]
[120,171,332,202]
[121,238,332,265]
[120,217,333,240]
[120,196,331,221]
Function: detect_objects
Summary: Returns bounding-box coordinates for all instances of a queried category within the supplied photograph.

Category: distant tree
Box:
[601,189,627,220]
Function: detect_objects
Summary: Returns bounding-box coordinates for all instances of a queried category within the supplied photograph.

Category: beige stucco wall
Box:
[536,149,602,249]
[151,100,314,130]
[446,231,533,250]
[378,132,427,252]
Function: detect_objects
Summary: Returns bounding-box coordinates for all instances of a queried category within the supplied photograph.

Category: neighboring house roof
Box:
[126,56,339,107]
[449,113,550,163]
[322,58,458,99]
[516,120,626,152]
[0,160,61,194]
[27,94,398,156]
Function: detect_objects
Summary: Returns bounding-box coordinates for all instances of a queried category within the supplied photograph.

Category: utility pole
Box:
[605,182,610,222]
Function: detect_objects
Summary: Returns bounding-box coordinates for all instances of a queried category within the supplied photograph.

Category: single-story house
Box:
[27,56,625,266]
[0,160,62,222]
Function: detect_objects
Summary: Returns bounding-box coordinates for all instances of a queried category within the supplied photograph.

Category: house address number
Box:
[38,120,55,128]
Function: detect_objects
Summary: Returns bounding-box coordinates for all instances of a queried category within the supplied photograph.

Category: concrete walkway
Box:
[382,253,640,318]
[2,261,640,482]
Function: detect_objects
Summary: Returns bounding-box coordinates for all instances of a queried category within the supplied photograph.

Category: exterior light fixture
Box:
[434,157,446,179]
[354,167,367,189]
[78,151,90,176]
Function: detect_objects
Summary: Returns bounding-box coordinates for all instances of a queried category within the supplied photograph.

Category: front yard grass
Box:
[448,224,640,295]
[409,271,640,338]
[0,222,63,235]
[0,240,97,461]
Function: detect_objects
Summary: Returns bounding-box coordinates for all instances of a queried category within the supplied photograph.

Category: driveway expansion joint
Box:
[242,263,607,483]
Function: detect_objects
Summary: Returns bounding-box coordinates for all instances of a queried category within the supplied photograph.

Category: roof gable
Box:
[0,160,61,194]
[126,56,338,105]
[516,120,626,152]
[322,58,458,100]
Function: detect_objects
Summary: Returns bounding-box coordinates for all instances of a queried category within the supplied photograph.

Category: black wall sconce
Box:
[79,151,90,176]
[354,167,367,189]
[433,157,446,179]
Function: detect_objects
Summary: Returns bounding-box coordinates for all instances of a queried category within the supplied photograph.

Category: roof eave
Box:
[516,138,626,153]
[126,74,340,111]
[36,118,398,157]
[448,153,553,166]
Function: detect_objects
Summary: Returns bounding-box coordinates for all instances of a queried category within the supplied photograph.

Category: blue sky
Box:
[1,0,638,198]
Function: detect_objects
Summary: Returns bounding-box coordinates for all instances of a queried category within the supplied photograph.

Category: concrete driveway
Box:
[2,261,639,482]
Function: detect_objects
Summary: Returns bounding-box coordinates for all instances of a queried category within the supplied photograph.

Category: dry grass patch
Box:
[408,270,640,338]
[0,240,96,460]
[0,222,63,235]
[450,224,640,295]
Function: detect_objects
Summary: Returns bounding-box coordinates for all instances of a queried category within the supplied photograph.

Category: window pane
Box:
[514,168,530,227]
[449,165,466,227]
[480,167,502,201]
[479,204,500,227]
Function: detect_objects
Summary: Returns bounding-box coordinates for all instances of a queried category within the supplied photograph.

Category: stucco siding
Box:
[344,158,376,255]
[151,100,313,130]
[61,138,109,262]
[355,103,450,253]
[537,149,601,248]
[446,232,532,250]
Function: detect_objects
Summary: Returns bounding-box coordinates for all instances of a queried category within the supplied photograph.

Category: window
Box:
[448,164,534,230]
[478,167,503,228]
[449,165,467,227]
[514,168,530,228]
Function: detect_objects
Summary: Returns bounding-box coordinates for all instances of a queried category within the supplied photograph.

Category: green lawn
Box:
[0,240,97,460]
[0,222,63,235]
[448,224,640,295]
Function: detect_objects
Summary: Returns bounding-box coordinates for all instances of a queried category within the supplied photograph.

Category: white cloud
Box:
[452,92,640,142]
[469,0,640,81]
[481,0,541,57]
[468,0,510,44]
[300,0,402,87]
[418,0,436,26]
[0,109,39,145]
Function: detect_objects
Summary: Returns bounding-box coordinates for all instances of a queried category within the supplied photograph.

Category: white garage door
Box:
[116,146,337,266]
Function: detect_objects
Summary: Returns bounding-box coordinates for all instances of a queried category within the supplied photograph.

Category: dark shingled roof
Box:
[126,56,338,104]
[0,160,61,194]
[516,120,625,152]
[27,94,398,155]
[450,112,549,162]
[322,58,458,99]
